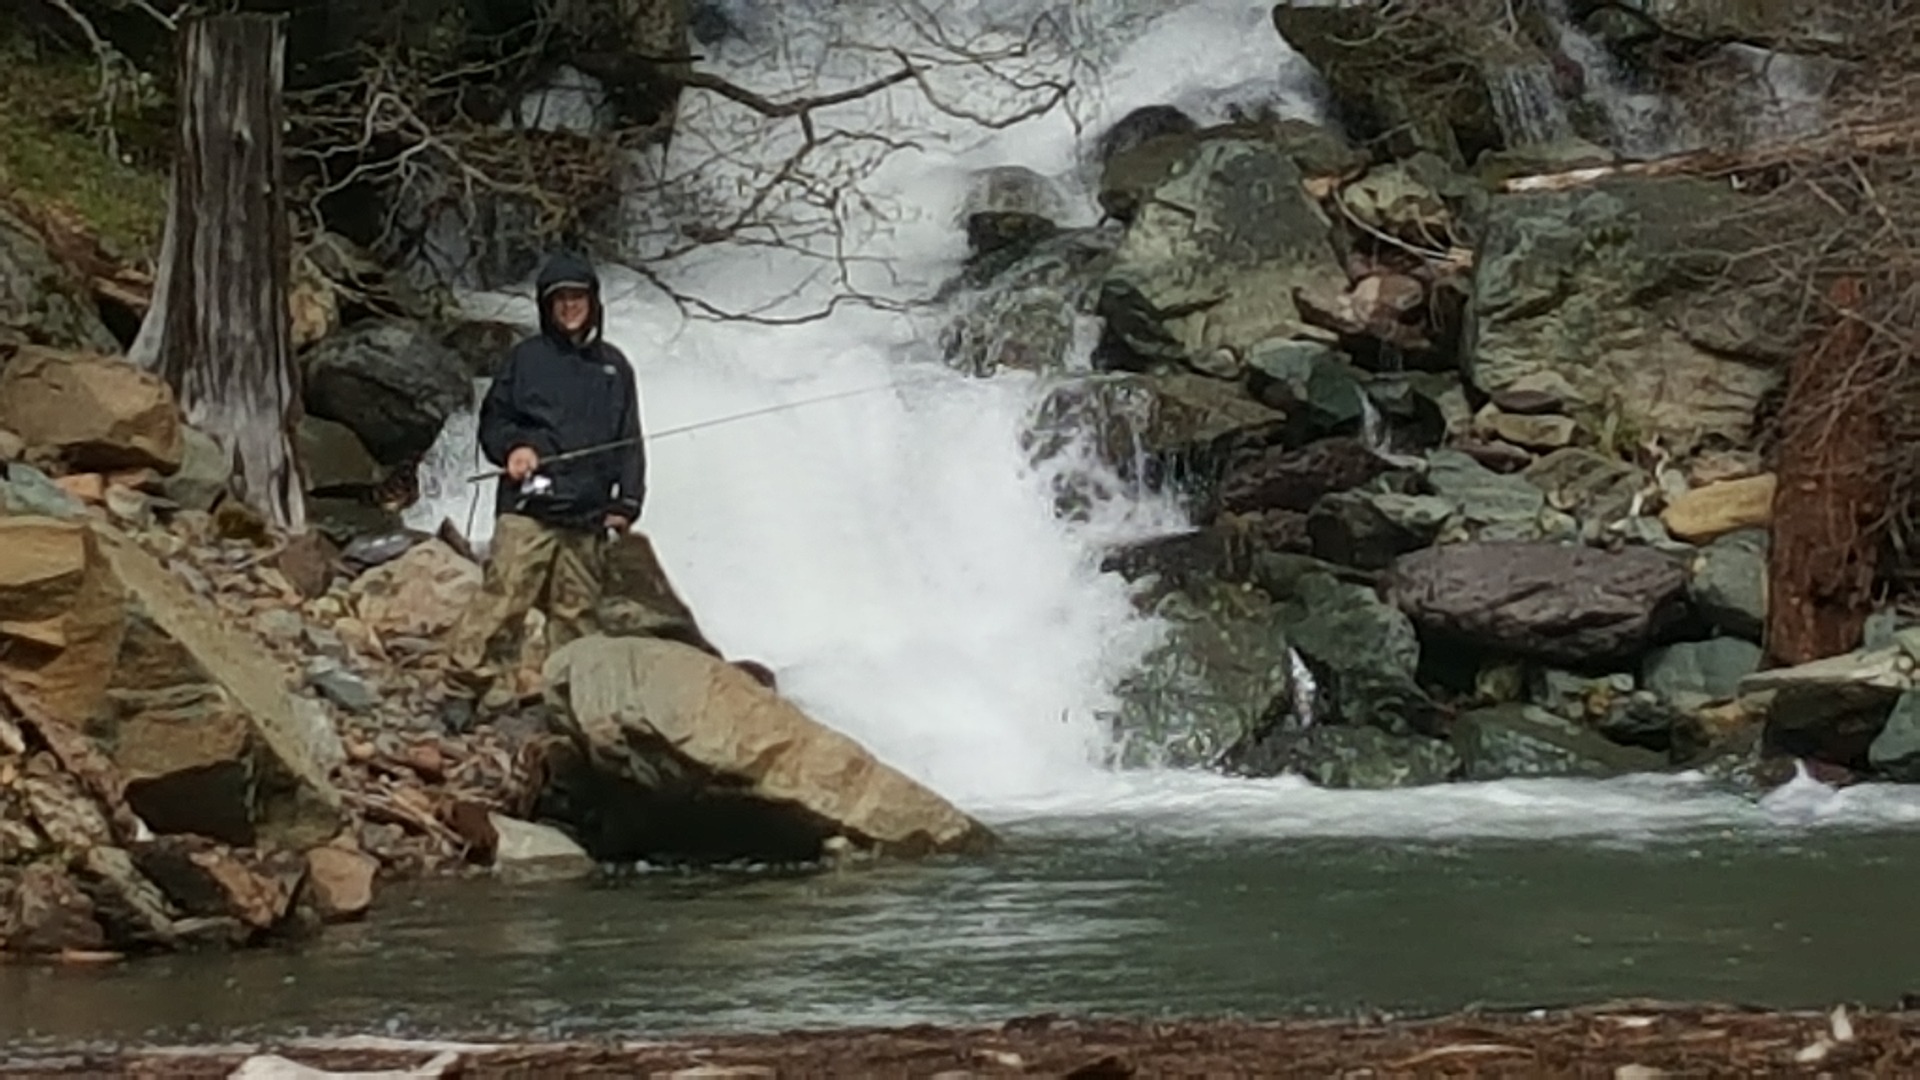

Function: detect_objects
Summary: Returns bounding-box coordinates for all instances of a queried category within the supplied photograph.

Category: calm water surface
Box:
[5,786,1919,1049]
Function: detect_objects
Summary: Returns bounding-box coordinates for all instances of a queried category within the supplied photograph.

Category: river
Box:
[8,773,1920,1047]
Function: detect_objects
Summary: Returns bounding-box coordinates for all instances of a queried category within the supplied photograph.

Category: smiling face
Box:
[549,286,593,337]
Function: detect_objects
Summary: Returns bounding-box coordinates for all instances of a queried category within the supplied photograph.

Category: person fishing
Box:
[444,251,644,717]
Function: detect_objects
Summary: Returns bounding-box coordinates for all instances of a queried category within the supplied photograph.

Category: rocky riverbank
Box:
[937,1,1916,796]
[8,1002,1908,1076]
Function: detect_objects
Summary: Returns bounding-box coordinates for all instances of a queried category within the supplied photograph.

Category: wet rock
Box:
[962,166,1065,260]
[0,517,126,728]
[0,203,119,353]
[1,461,87,518]
[0,347,184,473]
[1660,474,1776,543]
[2,863,106,954]
[1099,134,1345,368]
[1452,704,1668,781]
[1689,528,1768,640]
[1224,725,1460,789]
[1271,571,1438,735]
[942,230,1117,376]
[1022,372,1286,499]
[300,319,470,466]
[490,813,596,884]
[544,636,995,863]
[1643,639,1764,711]
[95,527,345,849]
[1469,179,1789,453]
[159,426,231,512]
[303,845,378,922]
[1218,437,1389,515]
[1244,338,1367,434]
[1386,541,1691,666]
[347,540,481,639]
[1100,527,1250,590]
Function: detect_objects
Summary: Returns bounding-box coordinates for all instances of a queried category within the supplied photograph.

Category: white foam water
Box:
[406,0,1920,838]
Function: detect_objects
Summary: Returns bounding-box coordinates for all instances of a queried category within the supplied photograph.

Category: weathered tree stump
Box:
[1767,276,1890,666]
[130,13,306,531]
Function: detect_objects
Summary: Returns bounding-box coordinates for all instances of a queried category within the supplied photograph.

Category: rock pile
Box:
[934,7,1873,790]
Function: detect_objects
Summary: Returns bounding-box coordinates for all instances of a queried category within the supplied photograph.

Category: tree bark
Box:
[133,13,306,532]
[1766,276,1890,666]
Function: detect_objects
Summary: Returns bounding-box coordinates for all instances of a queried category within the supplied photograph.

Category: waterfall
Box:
[405,0,1317,810]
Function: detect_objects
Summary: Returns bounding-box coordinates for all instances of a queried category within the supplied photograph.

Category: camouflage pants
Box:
[447,513,606,703]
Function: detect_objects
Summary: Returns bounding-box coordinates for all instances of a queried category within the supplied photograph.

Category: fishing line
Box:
[462,373,953,485]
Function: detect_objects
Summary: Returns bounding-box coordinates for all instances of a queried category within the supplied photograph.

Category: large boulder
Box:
[347,539,481,639]
[0,518,127,728]
[1271,2,1529,163]
[1467,178,1793,453]
[1268,569,1440,735]
[1386,541,1691,666]
[90,527,345,849]
[542,635,994,863]
[0,347,184,473]
[1223,725,1461,789]
[0,204,118,355]
[1097,132,1347,370]
[941,229,1119,376]
[300,319,470,467]
[1108,580,1297,769]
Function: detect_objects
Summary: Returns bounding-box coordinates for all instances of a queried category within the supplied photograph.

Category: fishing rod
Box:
[463,375,946,484]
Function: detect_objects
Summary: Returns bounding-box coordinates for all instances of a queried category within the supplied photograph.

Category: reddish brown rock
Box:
[0,347,184,473]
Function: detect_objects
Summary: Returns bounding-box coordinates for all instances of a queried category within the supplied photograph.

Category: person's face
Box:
[550,288,592,335]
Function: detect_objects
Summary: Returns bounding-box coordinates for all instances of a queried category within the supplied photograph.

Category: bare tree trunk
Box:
[1766,276,1890,666]
[132,13,306,532]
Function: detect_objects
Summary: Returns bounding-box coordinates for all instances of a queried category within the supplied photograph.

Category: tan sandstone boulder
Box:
[542,635,994,863]
[0,517,126,727]
[90,526,345,849]
[0,347,183,473]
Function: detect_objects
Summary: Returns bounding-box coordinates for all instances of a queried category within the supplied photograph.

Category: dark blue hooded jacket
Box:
[478,253,645,529]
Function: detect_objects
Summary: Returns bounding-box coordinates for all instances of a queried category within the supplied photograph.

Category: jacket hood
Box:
[535,251,604,345]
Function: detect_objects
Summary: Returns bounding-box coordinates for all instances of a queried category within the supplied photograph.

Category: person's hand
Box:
[506,446,540,481]
[604,513,631,532]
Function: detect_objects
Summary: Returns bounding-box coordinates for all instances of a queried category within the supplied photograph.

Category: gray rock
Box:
[1452,704,1669,780]
[1272,571,1438,735]
[1099,135,1346,367]
[962,165,1065,259]
[1108,580,1296,769]
[301,318,470,466]
[1246,339,1367,433]
[1368,493,1454,537]
[1223,725,1460,789]
[0,204,119,353]
[1643,638,1764,709]
[1307,491,1425,571]
[0,462,86,518]
[309,668,378,714]
[1744,643,1912,767]
[1387,541,1691,666]
[490,813,596,884]
[1689,528,1768,640]
[298,416,387,492]
[1530,668,1637,724]
[1868,691,1920,781]
[943,229,1120,376]
[1424,449,1549,542]
[1469,179,1792,454]
[159,426,232,513]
